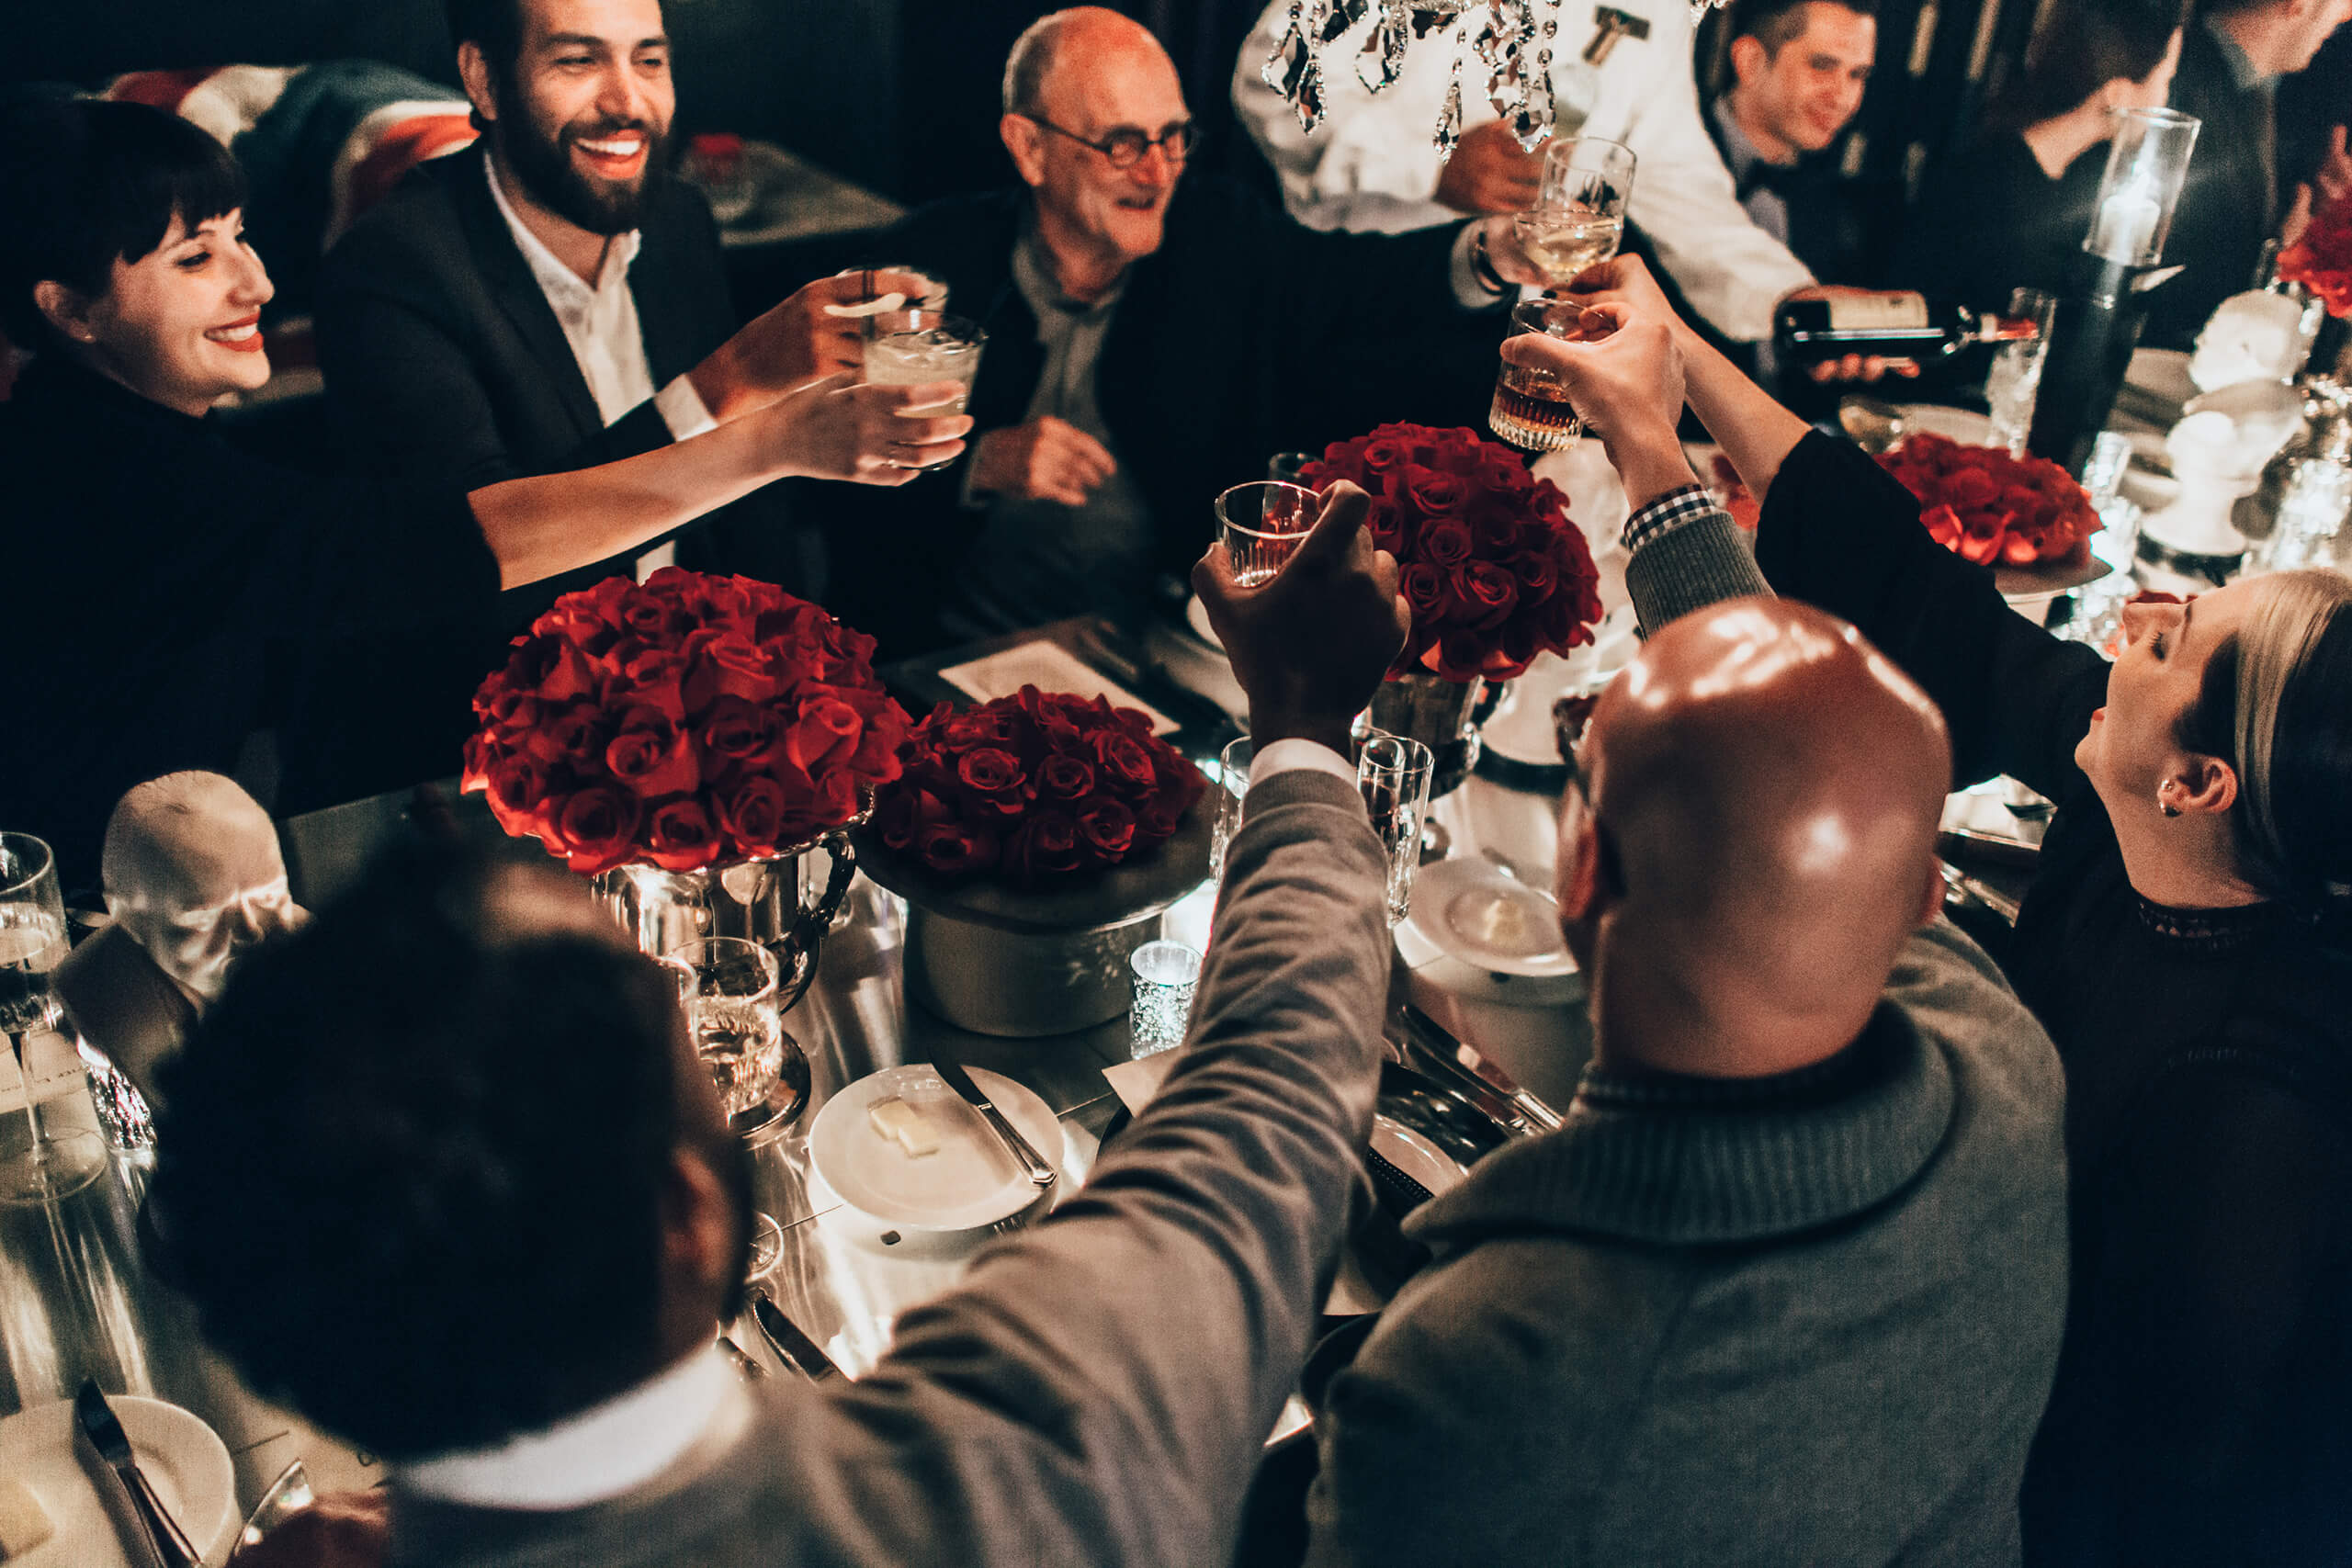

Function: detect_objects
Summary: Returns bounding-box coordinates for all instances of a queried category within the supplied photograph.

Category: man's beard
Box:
[498,107,666,235]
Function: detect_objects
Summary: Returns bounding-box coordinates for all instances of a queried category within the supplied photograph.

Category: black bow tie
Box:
[1736,160,1803,203]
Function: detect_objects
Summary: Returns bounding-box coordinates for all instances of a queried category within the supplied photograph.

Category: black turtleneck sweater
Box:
[1742,432,2352,1565]
[0,355,498,897]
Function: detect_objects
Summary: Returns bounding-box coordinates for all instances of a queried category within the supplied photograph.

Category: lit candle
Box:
[2090,174,2162,265]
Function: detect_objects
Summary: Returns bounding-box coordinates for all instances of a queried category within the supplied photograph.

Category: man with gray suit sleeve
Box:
[1303,294,2069,1565]
[160,491,1414,1568]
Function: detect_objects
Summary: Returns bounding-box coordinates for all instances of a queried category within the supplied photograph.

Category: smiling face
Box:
[1730,3,1876,160]
[2075,585,2256,815]
[472,0,674,236]
[48,209,273,416]
[1005,18,1190,272]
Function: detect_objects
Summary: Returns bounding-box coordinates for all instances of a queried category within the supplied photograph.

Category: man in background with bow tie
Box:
[1704,0,1877,285]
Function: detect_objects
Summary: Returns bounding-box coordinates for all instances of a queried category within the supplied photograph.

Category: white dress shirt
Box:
[486,157,718,576]
[399,1344,751,1509]
[1230,0,1814,342]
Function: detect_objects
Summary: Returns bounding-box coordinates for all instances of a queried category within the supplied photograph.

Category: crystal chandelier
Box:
[1261,0,1725,160]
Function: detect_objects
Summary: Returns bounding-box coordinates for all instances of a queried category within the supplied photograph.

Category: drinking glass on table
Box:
[862,309,987,468]
[1983,288,2057,457]
[0,832,103,1205]
[1492,299,1601,452]
[1216,480,1316,586]
[663,936,804,1277]
[1209,735,1254,883]
[1358,733,1436,926]
[1513,136,1634,289]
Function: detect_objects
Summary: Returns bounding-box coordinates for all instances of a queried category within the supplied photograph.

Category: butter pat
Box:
[0,1478,53,1560]
[868,1096,948,1157]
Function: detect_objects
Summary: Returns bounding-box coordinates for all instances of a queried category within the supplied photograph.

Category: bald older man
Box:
[1303,308,2068,1565]
[796,6,1548,655]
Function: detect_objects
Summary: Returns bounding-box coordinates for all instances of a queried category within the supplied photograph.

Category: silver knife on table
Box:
[932,1060,1058,1188]
[750,1287,843,1383]
[74,1379,198,1568]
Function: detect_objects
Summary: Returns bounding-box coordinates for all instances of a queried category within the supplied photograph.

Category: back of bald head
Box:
[1002,6,1168,117]
[1590,600,1950,1071]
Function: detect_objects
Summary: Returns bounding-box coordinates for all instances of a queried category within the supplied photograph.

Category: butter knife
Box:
[933,1060,1057,1188]
[74,1380,198,1568]
[751,1287,842,1383]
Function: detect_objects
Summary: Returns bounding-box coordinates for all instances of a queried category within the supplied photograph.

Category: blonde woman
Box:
[1521,256,2352,1566]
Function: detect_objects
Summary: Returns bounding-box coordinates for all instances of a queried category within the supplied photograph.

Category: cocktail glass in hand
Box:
[862,309,987,470]
[662,936,806,1279]
[1216,481,1316,586]
[1512,136,1634,290]
[1492,299,1600,451]
[0,832,104,1205]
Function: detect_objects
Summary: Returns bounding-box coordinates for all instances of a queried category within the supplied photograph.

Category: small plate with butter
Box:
[808,1064,1067,1239]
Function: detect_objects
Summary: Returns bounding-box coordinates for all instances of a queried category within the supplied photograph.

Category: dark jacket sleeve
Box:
[315,218,676,492]
[812,769,1392,1567]
[1752,431,2109,795]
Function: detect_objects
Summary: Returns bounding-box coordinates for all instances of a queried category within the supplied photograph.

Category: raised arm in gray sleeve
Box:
[1620,483,1774,636]
[813,767,1393,1568]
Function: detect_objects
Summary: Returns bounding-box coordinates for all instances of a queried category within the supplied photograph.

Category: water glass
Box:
[662,937,805,1134]
[1,832,103,1206]
[1984,288,2057,457]
[1357,734,1436,926]
[1129,941,1203,1055]
[1216,481,1316,586]
[1491,299,1594,452]
[1209,736,1254,883]
[1516,136,1634,290]
[863,309,987,468]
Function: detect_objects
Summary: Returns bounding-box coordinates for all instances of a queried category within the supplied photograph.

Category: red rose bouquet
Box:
[1877,433,2100,567]
[874,686,1205,886]
[462,568,909,876]
[1301,423,1603,682]
[2278,196,2352,317]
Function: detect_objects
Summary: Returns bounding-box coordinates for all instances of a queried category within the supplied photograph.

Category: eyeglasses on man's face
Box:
[1023,115,1197,169]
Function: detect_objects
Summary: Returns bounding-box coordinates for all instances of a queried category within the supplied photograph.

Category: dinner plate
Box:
[809,1065,1067,1234]
[0,1394,237,1568]
[1396,857,1582,1007]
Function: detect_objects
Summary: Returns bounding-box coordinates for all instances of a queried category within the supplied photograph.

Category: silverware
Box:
[751,1288,842,1382]
[716,1331,767,1382]
[1939,860,2023,926]
[74,1380,198,1568]
[933,1059,1058,1188]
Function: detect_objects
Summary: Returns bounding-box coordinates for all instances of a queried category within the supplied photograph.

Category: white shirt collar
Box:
[484,152,642,310]
[397,1345,741,1509]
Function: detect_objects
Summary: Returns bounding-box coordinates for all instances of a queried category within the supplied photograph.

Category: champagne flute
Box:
[0,832,105,1205]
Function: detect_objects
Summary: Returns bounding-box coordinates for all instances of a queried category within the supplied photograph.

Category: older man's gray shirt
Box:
[1306,485,2070,1567]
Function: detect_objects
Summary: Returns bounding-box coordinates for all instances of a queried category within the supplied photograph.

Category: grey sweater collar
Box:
[1408,1008,1956,1247]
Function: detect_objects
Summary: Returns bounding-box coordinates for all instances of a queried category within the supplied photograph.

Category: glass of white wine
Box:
[1512,137,1635,290]
[0,832,104,1206]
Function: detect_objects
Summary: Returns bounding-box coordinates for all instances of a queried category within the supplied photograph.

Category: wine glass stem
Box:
[10,1031,45,1154]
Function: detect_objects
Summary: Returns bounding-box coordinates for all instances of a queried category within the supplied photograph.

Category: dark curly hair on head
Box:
[151,843,704,1461]
[0,96,247,351]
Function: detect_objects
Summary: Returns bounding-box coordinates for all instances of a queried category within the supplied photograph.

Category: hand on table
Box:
[227,1490,390,1568]
[1193,482,1409,756]
[692,267,936,420]
[769,373,971,486]
[1500,300,1696,509]
[968,417,1117,507]
[1436,121,1544,216]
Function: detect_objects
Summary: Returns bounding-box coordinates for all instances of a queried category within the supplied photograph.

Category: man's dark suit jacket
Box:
[2153,22,2278,349]
[299,141,787,808]
[792,176,1503,659]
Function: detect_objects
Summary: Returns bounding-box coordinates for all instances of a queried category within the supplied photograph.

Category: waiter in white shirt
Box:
[1231,0,1813,347]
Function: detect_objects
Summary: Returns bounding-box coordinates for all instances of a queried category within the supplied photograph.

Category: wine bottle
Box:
[1771,293,2039,366]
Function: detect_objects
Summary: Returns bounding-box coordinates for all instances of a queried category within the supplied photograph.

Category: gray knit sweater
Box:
[1303,488,2071,1567]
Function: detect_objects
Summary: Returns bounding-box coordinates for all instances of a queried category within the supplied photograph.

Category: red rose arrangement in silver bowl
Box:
[462,568,910,875]
[873,686,1205,886]
[1877,433,2100,568]
[1301,422,1603,682]
[2278,194,2352,318]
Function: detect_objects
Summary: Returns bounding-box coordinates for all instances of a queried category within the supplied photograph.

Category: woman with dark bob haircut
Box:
[1532,258,2352,1566]
[0,97,967,890]
[1893,0,2188,310]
